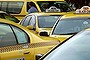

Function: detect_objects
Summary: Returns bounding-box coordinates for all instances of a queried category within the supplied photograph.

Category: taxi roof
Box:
[61,12,90,19]
[28,12,66,16]
[61,6,90,19]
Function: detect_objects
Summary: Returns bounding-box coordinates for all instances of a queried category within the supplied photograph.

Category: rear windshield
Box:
[0,2,24,14]
[53,17,90,35]
[37,1,73,12]
[38,15,60,28]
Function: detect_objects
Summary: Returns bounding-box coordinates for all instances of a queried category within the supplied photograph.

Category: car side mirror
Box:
[39,31,49,36]
[26,26,34,30]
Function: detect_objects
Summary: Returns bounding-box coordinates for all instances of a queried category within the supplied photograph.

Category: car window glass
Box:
[53,17,90,35]
[22,16,32,27]
[0,2,24,14]
[8,2,23,14]
[0,2,1,10]
[27,2,37,12]
[11,26,29,44]
[29,15,36,28]
[37,1,73,12]
[1,2,7,12]
[38,16,59,28]
[0,24,17,47]
[20,17,26,25]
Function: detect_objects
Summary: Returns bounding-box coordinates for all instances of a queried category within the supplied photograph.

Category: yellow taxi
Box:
[19,12,65,36]
[0,0,73,20]
[0,19,59,60]
[0,11,19,23]
[50,6,90,42]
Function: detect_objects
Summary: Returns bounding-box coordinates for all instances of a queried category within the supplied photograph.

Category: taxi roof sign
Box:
[46,6,61,12]
[75,6,90,13]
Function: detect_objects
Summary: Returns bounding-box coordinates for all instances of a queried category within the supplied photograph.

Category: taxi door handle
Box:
[24,51,30,54]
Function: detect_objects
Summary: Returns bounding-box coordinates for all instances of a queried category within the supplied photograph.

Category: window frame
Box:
[10,24,30,44]
[21,15,32,26]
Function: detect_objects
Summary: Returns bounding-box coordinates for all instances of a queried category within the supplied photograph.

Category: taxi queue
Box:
[0,1,90,60]
[39,7,90,60]
[0,0,73,20]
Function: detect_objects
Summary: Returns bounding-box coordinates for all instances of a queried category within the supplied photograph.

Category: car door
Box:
[0,23,34,60]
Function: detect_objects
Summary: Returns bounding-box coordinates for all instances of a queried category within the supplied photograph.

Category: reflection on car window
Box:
[37,1,73,12]
[53,17,90,35]
[21,16,32,27]
[29,15,36,28]
[20,15,36,28]
[11,26,29,44]
[0,24,16,47]
[0,23,29,47]
[38,16,60,28]
[0,2,24,14]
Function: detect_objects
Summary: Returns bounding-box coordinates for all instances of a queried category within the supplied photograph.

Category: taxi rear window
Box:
[37,1,73,12]
[0,2,24,14]
[38,15,60,28]
[53,17,90,35]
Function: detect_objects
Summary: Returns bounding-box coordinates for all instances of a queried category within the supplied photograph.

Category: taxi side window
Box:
[29,15,36,28]
[0,24,17,47]
[27,2,37,12]
[21,15,32,27]
[0,23,29,47]
[11,26,29,44]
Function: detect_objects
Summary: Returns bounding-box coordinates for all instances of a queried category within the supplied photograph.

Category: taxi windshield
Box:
[53,17,90,35]
[38,15,60,28]
[37,1,73,12]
